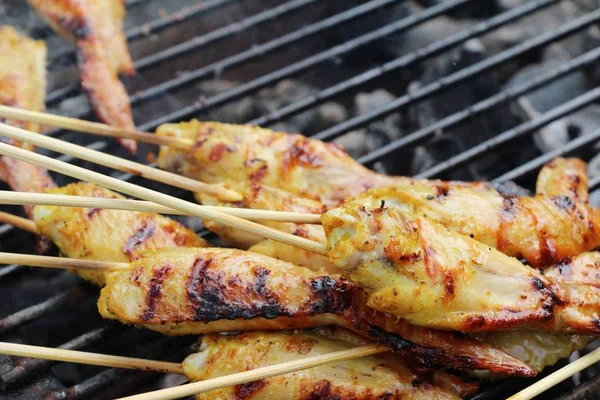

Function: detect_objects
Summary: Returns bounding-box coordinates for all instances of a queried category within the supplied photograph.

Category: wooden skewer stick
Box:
[0,127,328,256]
[0,122,241,202]
[0,105,193,149]
[0,341,184,375]
[0,211,37,234]
[0,191,322,224]
[0,252,129,271]
[117,344,387,400]
[507,347,600,400]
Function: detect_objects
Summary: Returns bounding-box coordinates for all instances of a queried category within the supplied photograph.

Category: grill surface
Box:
[1,0,600,398]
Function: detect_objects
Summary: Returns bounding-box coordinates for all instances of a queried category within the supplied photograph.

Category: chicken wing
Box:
[98,247,534,376]
[358,176,600,268]
[322,195,600,334]
[28,0,136,153]
[33,182,207,285]
[536,158,588,201]
[156,121,412,207]
[183,328,478,400]
[197,181,337,274]
[0,26,56,219]
[473,251,600,373]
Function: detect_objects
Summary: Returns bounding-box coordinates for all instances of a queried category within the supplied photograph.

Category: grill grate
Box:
[2,0,600,398]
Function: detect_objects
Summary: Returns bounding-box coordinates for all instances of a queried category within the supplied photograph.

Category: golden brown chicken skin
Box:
[0,27,56,219]
[360,176,600,269]
[156,121,412,207]
[197,182,337,274]
[98,247,534,376]
[472,251,600,374]
[28,0,136,153]
[322,195,600,335]
[536,157,588,201]
[183,328,478,400]
[33,182,207,286]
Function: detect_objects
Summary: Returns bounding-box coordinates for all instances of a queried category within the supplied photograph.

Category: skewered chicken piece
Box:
[322,194,600,334]
[183,328,479,399]
[197,181,337,274]
[33,182,207,285]
[98,247,534,376]
[156,120,414,207]
[0,27,56,219]
[357,158,600,268]
[28,0,137,153]
[471,251,600,374]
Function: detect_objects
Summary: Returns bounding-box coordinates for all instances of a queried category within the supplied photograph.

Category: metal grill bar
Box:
[46,0,237,72]
[0,328,110,390]
[42,0,403,138]
[248,0,556,128]
[46,0,316,105]
[415,87,600,179]
[312,8,600,142]
[134,0,320,71]
[138,0,472,130]
[0,290,76,334]
[127,0,404,106]
[586,173,600,191]
[358,45,600,165]
[493,127,600,183]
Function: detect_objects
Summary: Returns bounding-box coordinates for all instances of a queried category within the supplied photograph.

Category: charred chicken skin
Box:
[359,159,600,268]
[183,328,478,400]
[322,195,600,334]
[0,26,56,219]
[98,247,534,376]
[33,182,207,286]
[28,0,137,153]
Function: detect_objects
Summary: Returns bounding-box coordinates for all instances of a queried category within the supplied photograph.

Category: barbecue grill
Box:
[1,0,600,398]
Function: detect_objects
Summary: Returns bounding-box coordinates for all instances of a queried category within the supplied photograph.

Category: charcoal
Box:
[405,39,527,180]
[505,53,589,114]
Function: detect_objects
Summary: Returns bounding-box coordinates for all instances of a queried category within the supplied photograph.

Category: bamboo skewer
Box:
[0,191,322,224]
[0,105,193,149]
[0,342,184,375]
[0,339,386,400]
[0,252,129,271]
[0,211,37,234]
[0,122,241,202]
[0,127,328,256]
[117,344,387,400]
[507,347,600,400]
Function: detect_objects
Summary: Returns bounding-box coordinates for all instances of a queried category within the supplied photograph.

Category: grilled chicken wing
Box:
[359,176,600,268]
[183,328,478,399]
[473,251,600,373]
[28,0,136,153]
[33,182,207,286]
[322,195,600,334]
[197,182,337,274]
[98,247,534,376]
[156,121,412,207]
[0,27,56,219]
[536,158,588,201]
